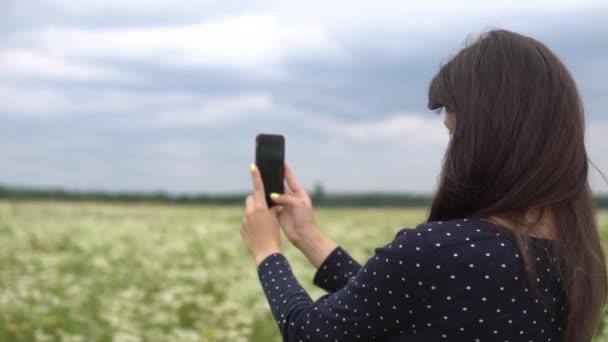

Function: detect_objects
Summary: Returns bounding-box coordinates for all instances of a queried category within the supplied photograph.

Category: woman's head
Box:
[426,29,606,341]
[427,29,591,223]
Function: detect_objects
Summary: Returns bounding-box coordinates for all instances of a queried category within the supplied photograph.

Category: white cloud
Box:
[298,112,449,145]
[0,83,206,117]
[0,48,134,82]
[23,14,341,76]
[40,0,608,27]
[132,139,205,159]
[587,121,608,193]
[587,121,608,163]
[336,113,448,144]
[0,81,275,122]
[272,0,607,39]
[1,0,606,193]
[44,0,185,13]
[154,93,273,125]
[0,84,69,116]
[274,0,607,25]
[7,0,607,80]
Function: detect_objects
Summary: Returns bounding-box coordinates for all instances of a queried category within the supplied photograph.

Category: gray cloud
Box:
[0,0,607,194]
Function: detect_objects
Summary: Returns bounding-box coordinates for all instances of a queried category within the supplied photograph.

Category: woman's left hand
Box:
[241,163,283,267]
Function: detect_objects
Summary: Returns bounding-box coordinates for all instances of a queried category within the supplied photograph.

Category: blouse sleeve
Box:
[256,226,431,341]
[312,246,362,293]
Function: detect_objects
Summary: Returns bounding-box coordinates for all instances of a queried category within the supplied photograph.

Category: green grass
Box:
[0,201,606,341]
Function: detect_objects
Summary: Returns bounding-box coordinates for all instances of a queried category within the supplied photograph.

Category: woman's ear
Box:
[445,111,456,133]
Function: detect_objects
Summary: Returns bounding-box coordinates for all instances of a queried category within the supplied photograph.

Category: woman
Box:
[240,29,607,342]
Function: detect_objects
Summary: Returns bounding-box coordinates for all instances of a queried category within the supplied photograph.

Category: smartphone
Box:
[255,134,285,208]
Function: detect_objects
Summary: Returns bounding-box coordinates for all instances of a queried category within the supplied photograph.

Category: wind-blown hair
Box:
[426,29,607,341]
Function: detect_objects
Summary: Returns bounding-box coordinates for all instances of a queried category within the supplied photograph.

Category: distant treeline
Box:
[0,185,607,208]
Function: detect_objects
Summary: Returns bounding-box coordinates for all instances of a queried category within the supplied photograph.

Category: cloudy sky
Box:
[1,0,607,194]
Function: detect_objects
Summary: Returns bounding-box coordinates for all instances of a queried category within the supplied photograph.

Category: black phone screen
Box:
[255,134,285,208]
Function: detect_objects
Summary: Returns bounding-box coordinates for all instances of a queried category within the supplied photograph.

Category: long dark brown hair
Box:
[425,29,607,341]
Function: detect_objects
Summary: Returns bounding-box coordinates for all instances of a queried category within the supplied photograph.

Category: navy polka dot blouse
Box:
[257,217,565,341]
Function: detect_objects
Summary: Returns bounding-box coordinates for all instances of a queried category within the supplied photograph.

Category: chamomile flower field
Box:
[1,201,607,341]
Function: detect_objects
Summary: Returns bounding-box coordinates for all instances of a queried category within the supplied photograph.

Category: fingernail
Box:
[277,206,284,213]
[250,163,256,172]
[270,193,280,200]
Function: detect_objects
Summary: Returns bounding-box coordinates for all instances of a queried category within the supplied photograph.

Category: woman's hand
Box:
[269,163,319,248]
[240,164,283,267]
[270,163,338,268]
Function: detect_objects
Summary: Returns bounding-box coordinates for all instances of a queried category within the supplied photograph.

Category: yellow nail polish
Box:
[277,206,284,213]
[250,163,256,172]
[270,193,279,200]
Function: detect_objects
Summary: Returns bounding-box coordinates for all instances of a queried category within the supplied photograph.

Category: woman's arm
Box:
[256,224,430,342]
[294,226,364,293]
[267,163,363,291]
[294,227,339,268]
[304,226,414,293]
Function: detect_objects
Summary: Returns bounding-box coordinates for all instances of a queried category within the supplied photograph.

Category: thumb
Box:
[270,193,301,207]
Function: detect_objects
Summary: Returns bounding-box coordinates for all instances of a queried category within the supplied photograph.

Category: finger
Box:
[284,162,304,194]
[245,195,255,214]
[283,181,294,195]
[270,205,284,216]
[250,163,267,208]
[271,193,301,207]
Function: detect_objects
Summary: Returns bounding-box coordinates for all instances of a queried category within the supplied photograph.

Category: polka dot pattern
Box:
[257,218,565,341]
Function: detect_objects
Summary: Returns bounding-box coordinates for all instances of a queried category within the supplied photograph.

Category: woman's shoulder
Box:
[397,217,512,239]
[388,218,527,284]
[393,217,519,257]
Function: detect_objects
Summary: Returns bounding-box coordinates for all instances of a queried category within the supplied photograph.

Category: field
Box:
[1,201,607,341]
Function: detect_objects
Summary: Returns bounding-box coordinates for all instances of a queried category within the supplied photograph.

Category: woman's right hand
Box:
[270,163,319,247]
[270,163,338,268]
